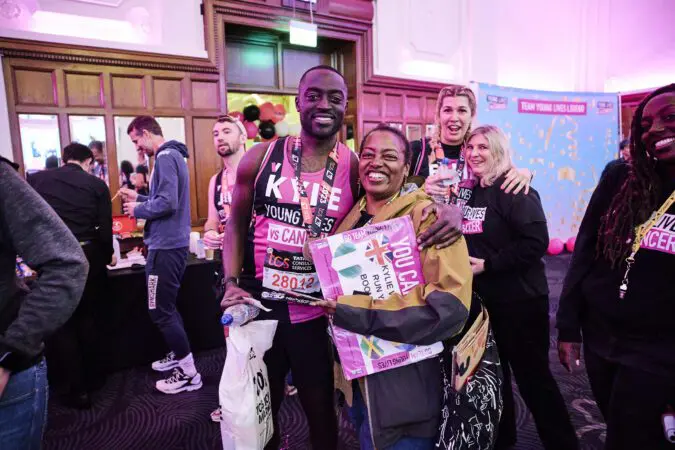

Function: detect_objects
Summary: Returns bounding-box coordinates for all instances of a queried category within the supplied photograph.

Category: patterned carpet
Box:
[44,255,606,450]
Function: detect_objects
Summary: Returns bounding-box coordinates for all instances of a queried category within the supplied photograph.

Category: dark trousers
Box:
[263,317,338,450]
[45,243,107,393]
[145,248,190,360]
[584,349,675,450]
[488,296,578,450]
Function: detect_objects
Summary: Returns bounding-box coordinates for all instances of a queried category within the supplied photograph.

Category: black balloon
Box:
[259,120,276,139]
[346,124,354,140]
[243,104,260,122]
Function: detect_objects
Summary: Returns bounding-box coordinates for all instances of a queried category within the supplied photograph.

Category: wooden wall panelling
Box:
[384,93,403,119]
[192,78,221,111]
[153,77,184,110]
[3,58,23,167]
[406,96,422,121]
[183,116,200,225]
[111,75,146,109]
[57,113,70,150]
[12,67,57,106]
[104,113,121,215]
[192,117,221,224]
[144,75,154,112]
[64,72,104,107]
[362,92,381,119]
[425,97,437,123]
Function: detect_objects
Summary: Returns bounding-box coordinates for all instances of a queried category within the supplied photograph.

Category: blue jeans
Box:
[0,359,49,450]
[349,381,434,450]
[348,382,374,450]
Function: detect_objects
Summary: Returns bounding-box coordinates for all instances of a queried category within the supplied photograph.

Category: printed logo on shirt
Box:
[264,174,343,211]
[462,206,487,235]
[640,213,675,255]
[267,222,307,248]
[262,203,336,233]
[148,275,158,310]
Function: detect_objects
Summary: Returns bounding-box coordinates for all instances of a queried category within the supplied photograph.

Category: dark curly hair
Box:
[597,83,675,267]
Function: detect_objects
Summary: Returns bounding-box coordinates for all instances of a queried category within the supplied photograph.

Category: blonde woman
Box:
[411,86,532,202]
[462,125,578,450]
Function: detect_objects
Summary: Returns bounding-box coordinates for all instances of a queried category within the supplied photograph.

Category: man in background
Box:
[29,143,113,408]
[135,147,149,196]
[45,155,59,169]
[88,140,108,184]
[601,139,631,179]
[619,139,631,162]
[202,115,247,249]
[119,116,200,395]
[0,155,88,446]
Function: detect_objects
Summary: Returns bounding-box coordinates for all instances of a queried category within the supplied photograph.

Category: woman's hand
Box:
[500,167,532,195]
[417,203,463,249]
[423,173,448,197]
[557,341,581,373]
[311,299,337,315]
[469,256,485,274]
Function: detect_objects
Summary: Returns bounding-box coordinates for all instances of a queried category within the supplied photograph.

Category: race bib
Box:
[262,267,320,294]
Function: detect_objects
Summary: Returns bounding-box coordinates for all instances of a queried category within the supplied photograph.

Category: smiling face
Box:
[128,128,155,157]
[439,95,473,145]
[213,120,244,158]
[359,130,410,201]
[295,69,348,140]
[641,91,675,165]
[465,133,493,179]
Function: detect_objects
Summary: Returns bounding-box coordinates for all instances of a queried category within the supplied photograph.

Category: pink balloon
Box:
[243,120,258,139]
[547,238,564,255]
[565,236,576,253]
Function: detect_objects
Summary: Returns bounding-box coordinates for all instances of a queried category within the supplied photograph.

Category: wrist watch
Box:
[224,276,238,288]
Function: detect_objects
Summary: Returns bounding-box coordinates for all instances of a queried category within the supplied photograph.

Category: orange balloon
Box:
[259,102,275,122]
[272,104,287,124]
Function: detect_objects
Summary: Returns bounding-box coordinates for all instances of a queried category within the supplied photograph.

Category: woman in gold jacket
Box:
[314,123,474,450]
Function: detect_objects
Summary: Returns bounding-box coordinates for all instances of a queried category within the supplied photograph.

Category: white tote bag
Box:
[220,320,278,450]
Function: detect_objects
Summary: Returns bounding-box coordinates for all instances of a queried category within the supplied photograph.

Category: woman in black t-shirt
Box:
[463,125,578,450]
[557,84,675,450]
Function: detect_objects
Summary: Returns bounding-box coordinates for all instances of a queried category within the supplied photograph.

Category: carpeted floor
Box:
[44,255,606,450]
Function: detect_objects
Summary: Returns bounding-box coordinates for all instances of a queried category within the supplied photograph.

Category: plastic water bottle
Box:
[431,158,457,204]
[112,235,121,263]
[221,303,260,327]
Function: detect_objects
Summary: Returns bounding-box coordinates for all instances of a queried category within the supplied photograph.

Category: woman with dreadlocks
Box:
[557,83,675,449]
[410,85,532,206]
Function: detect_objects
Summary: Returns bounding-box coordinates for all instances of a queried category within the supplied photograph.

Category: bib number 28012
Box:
[262,267,319,294]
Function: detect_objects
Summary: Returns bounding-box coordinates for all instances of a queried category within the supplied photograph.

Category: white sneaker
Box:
[155,367,203,394]
[151,351,179,372]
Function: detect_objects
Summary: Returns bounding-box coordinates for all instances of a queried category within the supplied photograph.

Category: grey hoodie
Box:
[134,140,191,250]
[0,157,88,372]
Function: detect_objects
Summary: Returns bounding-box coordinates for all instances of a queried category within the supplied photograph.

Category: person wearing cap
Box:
[203,115,248,249]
